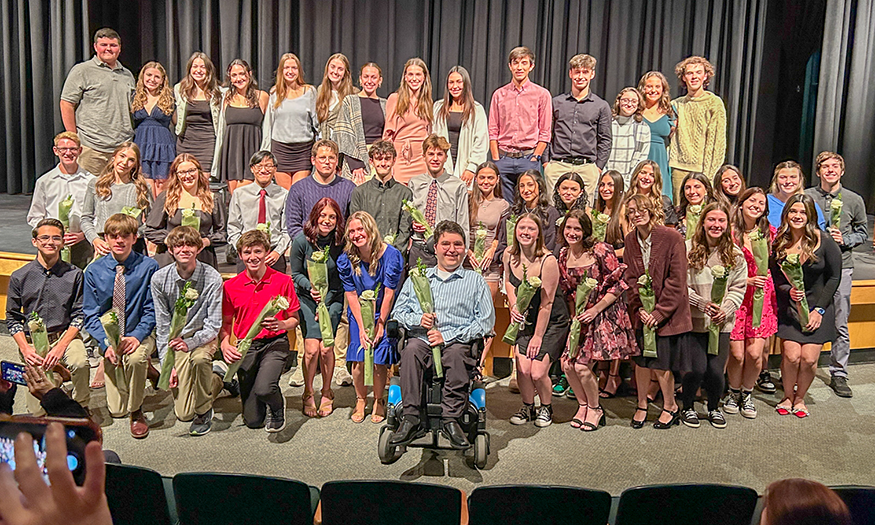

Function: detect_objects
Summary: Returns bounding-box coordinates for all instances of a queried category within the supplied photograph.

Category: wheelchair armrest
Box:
[386,319,403,340]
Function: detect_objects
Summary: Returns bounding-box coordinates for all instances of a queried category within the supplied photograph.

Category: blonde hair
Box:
[769,161,804,195]
[53,131,80,147]
[316,53,356,122]
[131,61,174,115]
[94,142,151,210]
[624,160,666,224]
[344,211,383,276]
[164,154,214,215]
[392,58,433,123]
[272,53,311,109]
[569,53,596,71]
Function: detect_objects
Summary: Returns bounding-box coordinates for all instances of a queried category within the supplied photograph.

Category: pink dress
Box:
[383,93,431,184]
[730,226,778,340]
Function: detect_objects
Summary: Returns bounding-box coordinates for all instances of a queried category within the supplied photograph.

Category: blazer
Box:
[432,100,489,177]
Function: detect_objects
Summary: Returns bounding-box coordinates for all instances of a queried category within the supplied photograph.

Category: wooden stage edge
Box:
[2,251,874,353]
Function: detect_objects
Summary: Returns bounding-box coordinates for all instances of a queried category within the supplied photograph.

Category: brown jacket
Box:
[624,225,693,336]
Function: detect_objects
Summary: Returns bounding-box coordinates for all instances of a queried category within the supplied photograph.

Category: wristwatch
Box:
[814,307,825,316]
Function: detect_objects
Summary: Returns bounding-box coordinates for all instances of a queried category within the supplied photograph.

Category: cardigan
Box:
[623,225,693,336]
[432,100,489,177]
[335,94,387,180]
[685,240,748,333]
[173,83,222,136]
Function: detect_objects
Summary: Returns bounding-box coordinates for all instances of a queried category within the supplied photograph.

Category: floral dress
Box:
[558,243,640,364]
[730,225,778,340]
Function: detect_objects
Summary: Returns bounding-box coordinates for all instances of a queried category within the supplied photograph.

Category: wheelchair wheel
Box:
[473,434,488,469]
[378,426,403,464]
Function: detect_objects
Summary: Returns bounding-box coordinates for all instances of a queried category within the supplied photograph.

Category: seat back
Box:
[173,472,316,525]
[468,484,611,525]
[615,483,758,525]
[105,463,175,525]
[320,480,462,525]
[831,485,875,525]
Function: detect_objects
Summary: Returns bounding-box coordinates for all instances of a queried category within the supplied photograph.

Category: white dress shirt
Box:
[27,164,96,232]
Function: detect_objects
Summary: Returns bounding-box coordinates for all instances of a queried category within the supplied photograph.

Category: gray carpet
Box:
[2,335,874,495]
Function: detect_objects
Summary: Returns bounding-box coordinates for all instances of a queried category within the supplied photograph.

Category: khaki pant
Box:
[23,338,90,416]
[105,336,154,418]
[78,145,114,177]
[672,168,692,204]
[543,161,601,207]
[171,341,218,421]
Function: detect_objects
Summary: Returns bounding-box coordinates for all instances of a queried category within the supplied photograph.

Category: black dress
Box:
[177,99,217,173]
[770,233,842,345]
[219,105,263,182]
[509,254,570,361]
[144,192,227,269]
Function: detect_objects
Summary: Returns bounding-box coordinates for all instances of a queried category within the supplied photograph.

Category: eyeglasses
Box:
[626,208,648,217]
[36,235,63,243]
[619,98,639,105]
[54,147,79,153]
[177,168,199,176]
[255,163,276,171]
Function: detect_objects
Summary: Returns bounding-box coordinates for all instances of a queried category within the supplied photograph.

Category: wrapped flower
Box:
[99,310,126,386]
[402,199,434,239]
[120,206,142,218]
[567,272,599,358]
[748,229,770,327]
[591,210,611,242]
[359,286,380,385]
[224,296,290,380]
[502,264,542,346]
[473,222,488,274]
[181,204,200,231]
[830,195,843,230]
[308,246,334,347]
[710,265,726,279]
[158,281,200,390]
[638,271,657,357]
[409,258,443,377]
[58,195,74,263]
[27,313,57,384]
[708,265,730,355]
[686,204,703,240]
[383,233,396,245]
[781,253,810,330]
[506,214,518,246]
[256,221,271,242]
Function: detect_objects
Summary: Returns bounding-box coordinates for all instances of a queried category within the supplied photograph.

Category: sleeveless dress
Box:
[509,254,570,361]
[219,105,264,182]
[644,114,674,199]
[176,99,216,173]
[133,105,176,180]
[730,226,778,340]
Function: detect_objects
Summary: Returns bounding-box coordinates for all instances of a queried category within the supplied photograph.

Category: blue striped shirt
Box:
[392,266,495,344]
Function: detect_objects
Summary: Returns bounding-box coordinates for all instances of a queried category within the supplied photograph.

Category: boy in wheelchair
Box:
[389,221,495,449]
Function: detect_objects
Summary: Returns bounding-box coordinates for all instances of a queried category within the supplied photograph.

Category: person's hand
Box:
[639,309,658,328]
[358,328,372,350]
[92,237,109,256]
[467,249,479,268]
[21,346,44,367]
[352,168,368,185]
[577,306,599,324]
[42,342,67,370]
[0,422,113,525]
[427,328,444,346]
[460,170,475,185]
[526,335,542,359]
[169,368,178,389]
[168,338,189,353]
[509,305,526,324]
[265,251,280,266]
[411,221,426,234]
[419,312,436,330]
[372,320,385,346]
[805,310,823,332]
[711,308,728,325]
[480,246,496,270]
[118,336,140,355]
[829,227,843,245]
[104,347,119,366]
[310,288,322,303]
[749,275,768,289]
[262,316,282,332]
[0,379,12,394]
[24,365,53,400]
[789,287,805,302]
[220,338,241,364]
[64,231,85,246]
[704,301,720,317]
[201,237,211,248]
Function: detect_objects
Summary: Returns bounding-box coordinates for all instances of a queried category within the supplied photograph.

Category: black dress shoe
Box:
[388,417,422,446]
[442,419,470,449]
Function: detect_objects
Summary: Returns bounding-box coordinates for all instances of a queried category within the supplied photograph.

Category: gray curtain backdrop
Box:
[815,0,875,208]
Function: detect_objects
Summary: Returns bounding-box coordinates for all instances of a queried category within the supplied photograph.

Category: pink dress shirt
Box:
[487,79,552,151]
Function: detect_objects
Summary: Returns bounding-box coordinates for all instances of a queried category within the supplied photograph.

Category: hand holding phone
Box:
[1,361,26,386]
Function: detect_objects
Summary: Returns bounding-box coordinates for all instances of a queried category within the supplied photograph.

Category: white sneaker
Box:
[334,366,353,386]
[288,366,304,387]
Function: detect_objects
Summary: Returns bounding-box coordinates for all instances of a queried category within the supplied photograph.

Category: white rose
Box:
[689,204,702,215]
[184,288,199,301]
[711,265,726,279]
[527,276,542,288]
[596,213,611,224]
[275,296,290,310]
[830,199,843,210]
[637,274,650,286]
[786,253,800,264]
[583,277,598,288]
[361,290,377,300]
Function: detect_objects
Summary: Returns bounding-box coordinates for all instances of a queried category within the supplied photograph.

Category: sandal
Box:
[351,397,367,423]
[775,398,793,416]
[631,406,648,429]
[371,398,386,424]
[302,391,318,418]
[582,406,606,432]
[318,390,335,417]
[599,374,621,398]
[570,404,588,429]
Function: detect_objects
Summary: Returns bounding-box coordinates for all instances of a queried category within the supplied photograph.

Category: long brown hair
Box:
[713,165,747,210]
[624,160,665,224]
[559,209,595,251]
[732,187,770,246]
[437,66,475,125]
[688,203,737,271]
[223,59,260,108]
[316,53,356,122]
[163,154,214,215]
[94,142,151,210]
[344,211,383,276]
[178,52,220,104]
[677,172,714,217]
[272,53,311,109]
[596,170,626,247]
[304,197,345,246]
[392,58,433,123]
[469,161,503,226]
[131,61,174,115]
[637,71,673,115]
[508,213,549,261]
[773,194,820,263]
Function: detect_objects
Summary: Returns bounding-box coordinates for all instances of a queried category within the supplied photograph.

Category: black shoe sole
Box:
[388,429,426,447]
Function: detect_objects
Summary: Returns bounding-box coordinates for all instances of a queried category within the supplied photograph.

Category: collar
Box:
[111,250,141,271]
[311,173,337,186]
[254,181,280,196]
[173,261,202,283]
[565,90,593,103]
[372,176,397,189]
[31,257,65,276]
[815,184,842,199]
[429,264,465,282]
[509,79,530,93]
[244,266,275,286]
[91,54,123,71]
[616,115,634,125]
[52,164,91,179]
[430,171,451,184]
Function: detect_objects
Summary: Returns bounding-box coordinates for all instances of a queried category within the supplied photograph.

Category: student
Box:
[605,87,651,187]
[488,46,552,201]
[713,165,746,211]
[638,71,676,199]
[335,62,386,183]
[83,213,158,438]
[27,131,96,268]
[433,66,489,185]
[221,230,300,432]
[407,134,469,266]
[545,54,611,200]
[174,52,222,178]
[131,61,176,197]
[669,56,727,200]
[804,151,868,398]
[768,161,826,229]
[6,219,90,416]
[383,58,433,184]
[316,53,357,142]
[151,226,223,436]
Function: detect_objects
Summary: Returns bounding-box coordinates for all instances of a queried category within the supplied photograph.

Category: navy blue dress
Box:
[133,105,176,180]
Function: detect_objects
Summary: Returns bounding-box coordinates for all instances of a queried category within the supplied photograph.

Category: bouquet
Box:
[99,310,126,386]
[308,246,335,347]
[120,206,142,218]
[749,229,769,327]
[638,271,657,358]
[157,281,199,390]
[383,233,396,246]
[685,205,702,240]
[591,209,611,243]
[224,295,290,380]
[502,264,542,346]
[472,222,488,274]
[708,265,729,355]
[409,258,442,377]
[359,286,379,385]
[830,194,843,230]
[58,194,74,263]
[256,221,271,242]
[780,254,809,330]
[27,312,57,384]
[567,272,598,359]
[402,199,433,239]
[506,214,519,246]
[181,204,200,231]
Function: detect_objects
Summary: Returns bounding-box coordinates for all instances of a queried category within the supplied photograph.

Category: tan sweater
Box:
[685,241,748,333]
[669,91,727,179]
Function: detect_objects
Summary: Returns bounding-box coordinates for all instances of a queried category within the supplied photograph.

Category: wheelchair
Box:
[377,322,490,469]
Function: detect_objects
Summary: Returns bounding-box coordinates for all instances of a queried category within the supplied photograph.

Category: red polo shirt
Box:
[222,267,300,341]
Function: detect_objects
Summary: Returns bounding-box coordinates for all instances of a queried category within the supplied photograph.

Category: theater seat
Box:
[105,463,177,525]
[615,483,758,525]
[468,484,611,525]
[831,485,875,525]
[172,472,318,525]
[319,480,465,525]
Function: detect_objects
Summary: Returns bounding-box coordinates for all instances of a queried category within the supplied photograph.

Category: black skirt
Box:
[272,140,313,173]
[632,331,688,371]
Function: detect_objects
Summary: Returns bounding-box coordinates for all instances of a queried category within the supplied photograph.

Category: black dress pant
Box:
[236,334,289,428]
[401,338,476,420]
[681,332,730,412]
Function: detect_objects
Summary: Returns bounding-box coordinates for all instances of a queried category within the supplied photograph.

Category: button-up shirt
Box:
[805,184,869,269]
[549,91,612,168]
[222,267,300,341]
[349,176,413,253]
[407,171,470,245]
[392,265,495,345]
[284,175,356,240]
[488,80,552,150]
[151,261,224,363]
[605,116,650,182]
[227,181,291,254]
[6,259,84,336]
[83,251,158,350]
[27,164,96,232]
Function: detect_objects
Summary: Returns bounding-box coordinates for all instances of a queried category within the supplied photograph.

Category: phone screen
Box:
[1,361,27,385]
[0,418,100,485]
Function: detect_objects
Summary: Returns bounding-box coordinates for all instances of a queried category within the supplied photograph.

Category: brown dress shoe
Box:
[130,410,149,439]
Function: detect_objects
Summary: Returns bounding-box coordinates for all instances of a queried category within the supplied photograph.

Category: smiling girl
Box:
[383,58,433,184]
[132,61,176,197]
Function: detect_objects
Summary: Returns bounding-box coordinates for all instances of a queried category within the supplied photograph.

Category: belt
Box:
[499,148,535,159]
[553,156,592,165]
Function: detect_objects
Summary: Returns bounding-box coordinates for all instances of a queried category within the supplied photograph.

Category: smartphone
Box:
[1,361,27,385]
[0,416,101,485]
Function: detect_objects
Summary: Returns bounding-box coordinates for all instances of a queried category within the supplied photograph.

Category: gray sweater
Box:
[80,178,151,242]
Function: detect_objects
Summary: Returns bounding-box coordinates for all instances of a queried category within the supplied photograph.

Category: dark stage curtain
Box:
[0,0,89,193]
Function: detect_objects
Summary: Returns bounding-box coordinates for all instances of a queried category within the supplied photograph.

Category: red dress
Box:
[558,243,640,364]
[730,226,778,340]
